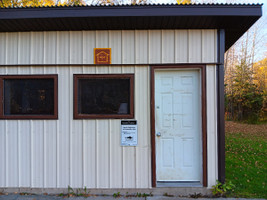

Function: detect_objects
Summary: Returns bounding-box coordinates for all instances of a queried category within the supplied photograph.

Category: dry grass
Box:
[225,121,267,137]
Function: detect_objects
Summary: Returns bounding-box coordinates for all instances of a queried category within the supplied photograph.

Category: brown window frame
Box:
[0,74,58,120]
[74,74,134,119]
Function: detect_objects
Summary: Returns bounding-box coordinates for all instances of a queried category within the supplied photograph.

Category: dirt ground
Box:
[225,121,267,138]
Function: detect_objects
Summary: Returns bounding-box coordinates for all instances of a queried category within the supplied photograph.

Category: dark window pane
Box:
[78,78,130,115]
[4,79,54,115]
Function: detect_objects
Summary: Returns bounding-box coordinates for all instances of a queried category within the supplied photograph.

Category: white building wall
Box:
[0,30,217,65]
[206,65,218,188]
[0,29,218,189]
[0,65,151,189]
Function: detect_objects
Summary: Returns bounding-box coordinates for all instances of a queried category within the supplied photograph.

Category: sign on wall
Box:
[94,48,111,64]
[121,120,138,146]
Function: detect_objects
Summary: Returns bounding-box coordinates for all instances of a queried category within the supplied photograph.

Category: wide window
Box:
[74,74,134,119]
[0,75,58,119]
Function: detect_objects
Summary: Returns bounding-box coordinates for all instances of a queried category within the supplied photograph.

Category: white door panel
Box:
[155,70,202,182]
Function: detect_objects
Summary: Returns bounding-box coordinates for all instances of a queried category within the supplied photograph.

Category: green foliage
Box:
[212,180,235,197]
[141,192,152,197]
[136,192,142,197]
[67,185,76,196]
[66,0,84,6]
[135,192,152,197]
[176,0,191,4]
[113,192,121,198]
[0,0,85,7]
[163,193,174,197]
[225,132,267,198]
[225,59,264,123]
[66,185,91,197]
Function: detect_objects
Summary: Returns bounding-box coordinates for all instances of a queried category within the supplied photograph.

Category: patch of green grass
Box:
[225,132,267,198]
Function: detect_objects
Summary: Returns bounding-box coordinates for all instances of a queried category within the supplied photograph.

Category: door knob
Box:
[156,132,161,137]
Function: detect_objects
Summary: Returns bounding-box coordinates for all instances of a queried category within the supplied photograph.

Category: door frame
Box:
[150,65,207,187]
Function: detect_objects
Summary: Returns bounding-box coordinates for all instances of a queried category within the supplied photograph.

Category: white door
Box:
[155,70,202,182]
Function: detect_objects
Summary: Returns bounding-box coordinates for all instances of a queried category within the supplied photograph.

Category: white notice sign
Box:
[121,120,138,146]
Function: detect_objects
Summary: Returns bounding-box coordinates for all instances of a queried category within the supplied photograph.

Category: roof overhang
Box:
[0,4,262,50]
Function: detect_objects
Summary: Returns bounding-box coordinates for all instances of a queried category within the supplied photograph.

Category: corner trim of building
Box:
[217,29,226,183]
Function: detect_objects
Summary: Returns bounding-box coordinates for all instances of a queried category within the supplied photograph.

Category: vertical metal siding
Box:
[202,30,217,63]
[31,32,44,64]
[43,67,57,188]
[109,119,123,188]
[7,121,19,187]
[70,32,83,65]
[135,66,151,188]
[96,31,109,48]
[122,66,136,188]
[109,31,122,64]
[32,121,44,187]
[6,33,18,65]
[18,121,31,187]
[0,29,217,189]
[0,30,217,65]
[83,120,97,188]
[206,65,218,188]
[57,32,70,64]
[57,67,70,187]
[0,33,6,64]
[44,32,57,64]
[175,30,188,63]
[18,32,31,64]
[122,31,135,64]
[189,30,202,63]
[70,67,83,188]
[149,30,162,63]
[162,30,175,63]
[135,31,148,64]
[97,120,110,188]
[82,31,96,64]
[0,65,151,189]
[109,66,123,188]
[0,105,6,187]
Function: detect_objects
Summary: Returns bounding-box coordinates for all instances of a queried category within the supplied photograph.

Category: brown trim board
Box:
[217,29,225,183]
[0,63,220,67]
[150,65,207,187]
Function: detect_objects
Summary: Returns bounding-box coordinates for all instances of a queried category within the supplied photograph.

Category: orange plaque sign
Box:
[94,48,111,64]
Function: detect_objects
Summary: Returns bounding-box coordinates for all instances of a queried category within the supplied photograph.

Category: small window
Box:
[0,75,58,119]
[74,74,134,119]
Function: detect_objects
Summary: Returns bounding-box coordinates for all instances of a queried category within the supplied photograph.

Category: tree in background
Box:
[91,0,191,5]
[0,0,85,7]
[225,58,264,122]
[21,0,55,6]
[223,0,267,123]
[1,0,192,7]
[64,0,85,5]
[253,57,267,120]
[224,27,266,122]
[1,0,21,7]
[177,0,191,4]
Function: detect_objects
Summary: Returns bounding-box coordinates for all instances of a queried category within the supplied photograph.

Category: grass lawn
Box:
[225,121,267,198]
